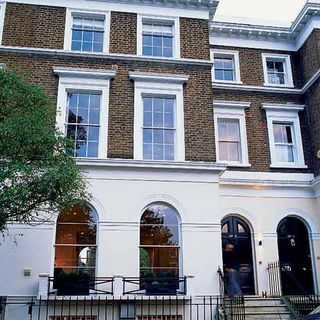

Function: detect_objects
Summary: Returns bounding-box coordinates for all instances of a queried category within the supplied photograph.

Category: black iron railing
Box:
[8,295,220,320]
[122,277,187,295]
[0,297,6,320]
[48,277,114,296]
[217,268,245,320]
[267,261,320,319]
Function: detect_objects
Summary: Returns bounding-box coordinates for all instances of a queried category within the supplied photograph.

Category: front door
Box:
[277,217,314,295]
[221,216,255,295]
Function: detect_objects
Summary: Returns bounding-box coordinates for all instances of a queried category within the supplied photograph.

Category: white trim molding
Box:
[137,14,180,59]
[53,67,116,79]
[54,67,115,159]
[213,100,250,167]
[211,49,242,84]
[0,1,5,46]
[64,8,111,53]
[129,71,189,84]
[129,71,187,162]
[262,53,294,88]
[262,103,307,169]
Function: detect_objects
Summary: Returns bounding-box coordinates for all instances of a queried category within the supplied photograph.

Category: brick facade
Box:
[109,12,137,55]
[211,45,303,88]
[0,2,318,173]
[180,18,210,60]
[2,3,66,49]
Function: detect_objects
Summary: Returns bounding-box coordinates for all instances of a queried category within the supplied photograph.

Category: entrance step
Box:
[224,296,293,320]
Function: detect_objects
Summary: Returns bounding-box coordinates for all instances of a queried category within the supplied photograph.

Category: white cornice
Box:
[76,158,225,172]
[261,103,305,112]
[213,100,251,109]
[0,46,212,66]
[210,1,320,51]
[129,71,189,84]
[53,67,116,79]
[212,82,302,94]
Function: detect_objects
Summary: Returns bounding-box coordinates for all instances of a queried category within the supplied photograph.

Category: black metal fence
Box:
[284,295,320,319]
[48,277,114,296]
[2,296,220,320]
[217,268,245,320]
[0,297,6,320]
[267,262,282,297]
[122,277,187,296]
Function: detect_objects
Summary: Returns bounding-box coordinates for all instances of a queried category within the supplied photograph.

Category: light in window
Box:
[221,223,229,234]
[71,16,104,52]
[266,60,286,85]
[218,119,241,162]
[214,56,235,81]
[66,92,101,158]
[143,97,175,160]
[273,123,294,162]
[142,22,173,57]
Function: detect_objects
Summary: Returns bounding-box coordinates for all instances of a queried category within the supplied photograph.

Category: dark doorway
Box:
[277,217,314,295]
[221,216,255,295]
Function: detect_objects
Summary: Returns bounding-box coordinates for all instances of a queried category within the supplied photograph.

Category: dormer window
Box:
[262,54,294,87]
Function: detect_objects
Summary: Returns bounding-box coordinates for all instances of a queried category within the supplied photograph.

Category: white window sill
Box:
[270,163,308,169]
[217,161,251,168]
[263,83,294,88]
[213,80,243,85]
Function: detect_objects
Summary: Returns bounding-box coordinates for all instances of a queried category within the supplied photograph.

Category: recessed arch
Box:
[277,215,315,295]
[53,203,98,294]
[139,202,182,294]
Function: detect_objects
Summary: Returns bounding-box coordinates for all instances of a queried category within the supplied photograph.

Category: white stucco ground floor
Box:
[1,159,320,320]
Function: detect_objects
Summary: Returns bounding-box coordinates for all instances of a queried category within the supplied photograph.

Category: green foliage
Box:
[0,68,90,231]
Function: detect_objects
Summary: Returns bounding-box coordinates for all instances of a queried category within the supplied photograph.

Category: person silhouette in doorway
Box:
[224,243,242,299]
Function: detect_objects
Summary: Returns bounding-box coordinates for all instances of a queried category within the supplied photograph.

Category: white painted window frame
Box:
[211,49,242,84]
[262,104,306,168]
[64,8,110,53]
[129,72,187,161]
[0,1,6,45]
[213,101,250,167]
[137,14,180,58]
[262,53,294,87]
[54,67,116,159]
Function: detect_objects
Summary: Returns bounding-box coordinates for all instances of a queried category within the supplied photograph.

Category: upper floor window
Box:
[66,92,101,157]
[142,22,173,57]
[217,118,241,162]
[214,101,250,167]
[262,54,293,87]
[54,67,116,159]
[138,15,180,58]
[143,97,175,160]
[71,16,104,52]
[129,71,187,161]
[211,50,242,84]
[64,9,110,53]
[262,104,306,168]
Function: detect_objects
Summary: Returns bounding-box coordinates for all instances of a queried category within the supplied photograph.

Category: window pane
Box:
[165,145,174,160]
[143,129,152,143]
[214,55,235,81]
[275,145,294,162]
[273,123,292,143]
[215,69,223,80]
[224,70,234,81]
[154,144,164,160]
[143,143,152,159]
[87,141,98,157]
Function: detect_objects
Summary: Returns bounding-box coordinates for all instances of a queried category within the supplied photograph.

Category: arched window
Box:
[140,204,180,279]
[54,204,97,280]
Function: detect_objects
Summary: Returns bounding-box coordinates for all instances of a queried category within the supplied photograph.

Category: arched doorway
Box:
[277,217,314,295]
[54,204,97,295]
[221,216,255,294]
[140,203,181,294]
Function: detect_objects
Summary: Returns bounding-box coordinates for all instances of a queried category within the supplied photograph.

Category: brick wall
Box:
[298,30,320,83]
[0,52,214,161]
[2,3,66,49]
[212,90,311,172]
[180,18,210,60]
[109,12,137,55]
[211,45,303,88]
